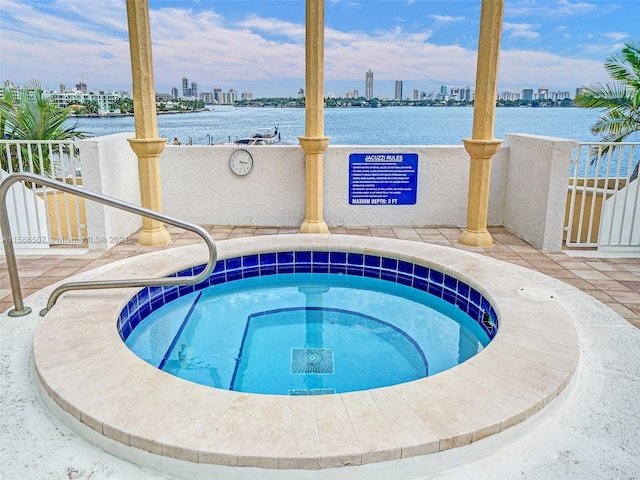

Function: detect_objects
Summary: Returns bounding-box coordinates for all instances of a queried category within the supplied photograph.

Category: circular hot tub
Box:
[33,235,579,475]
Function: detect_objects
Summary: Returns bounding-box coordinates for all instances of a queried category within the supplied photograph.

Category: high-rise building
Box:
[395,81,403,101]
[171,87,178,99]
[213,88,222,103]
[190,82,198,98]
[537,88,549,100]
[75,82,87,93]
[365,70,373,99]
[521,88,534,101]
[182,77,190,97]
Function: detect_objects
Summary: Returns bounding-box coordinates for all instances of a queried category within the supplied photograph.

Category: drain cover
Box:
[291,348,334,374]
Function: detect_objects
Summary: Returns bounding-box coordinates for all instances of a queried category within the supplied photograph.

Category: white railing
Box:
[0,140,85,248]
[565,142,640,251]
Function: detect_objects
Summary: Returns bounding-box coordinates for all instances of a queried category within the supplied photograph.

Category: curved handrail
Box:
[0,172,217,317]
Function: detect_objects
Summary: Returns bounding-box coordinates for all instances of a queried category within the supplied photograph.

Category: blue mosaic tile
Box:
[313,251,329,264]
[226,270,242,282]
[397,274,412,286]
[139,302,151,319]
[329,264,347,274]
[151,294,165,310]
[329,251,347,264]
[295,251,311,263]
[225,257,242,271]
[413,278,429,291]
[363,267,380,279]
[259,253,276,266]
[481,297,491,313]
[444,275,458,291]
[346,265,364,276]
[365,255,380,267]
[414,265,429,279]
[243,254,259,268]
[213,261,225,273]
[260,265,277,275]
[178,284,195,296]
[428,284,443,298]
[443,289,456,305]
[312,263,329,274]
[164,286,179,302]
[347,253,363,265]
[276,264,294,274]
[295,264,312,273]
[398,260,413,275]
[277,251,294,265]
[243,267,261,278]
[381,270,396,282]
[470,288,481,307]
[381,257,398,271]
[430,269,444,285]
[457,282,470,298]
[456,297,468,312]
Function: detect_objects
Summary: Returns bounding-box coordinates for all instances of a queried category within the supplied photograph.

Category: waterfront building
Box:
[190,82,198,98]
[365,69,373,99]
[241,92,253,101]
[219,89,237,105]
[395,80,403,101]
[48,88,129,114]
[413,89,419,101]
[213,88,222,103]
[537,87,549,100]
[200,92,214,104]
[521,88,534,101]
[551,90,571,101]
[171,87,178,100]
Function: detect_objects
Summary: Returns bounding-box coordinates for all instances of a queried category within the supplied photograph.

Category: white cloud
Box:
[503,22,541,41]
[429,15,465,23]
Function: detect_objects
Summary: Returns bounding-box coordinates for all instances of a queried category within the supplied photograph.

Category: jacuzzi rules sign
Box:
[349,153,418,205]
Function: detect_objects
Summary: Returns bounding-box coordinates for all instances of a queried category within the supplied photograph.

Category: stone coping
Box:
[32,235,580,471]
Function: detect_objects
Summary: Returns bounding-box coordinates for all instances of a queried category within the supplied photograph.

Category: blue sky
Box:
[0,0,637,98]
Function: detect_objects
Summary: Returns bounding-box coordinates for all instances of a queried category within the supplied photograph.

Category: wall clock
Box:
[229,149,253,176]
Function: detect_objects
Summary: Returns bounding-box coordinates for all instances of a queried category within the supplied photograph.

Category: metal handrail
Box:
[0,172,217,317]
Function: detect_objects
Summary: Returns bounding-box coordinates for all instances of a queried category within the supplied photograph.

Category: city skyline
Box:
[1,0,637,98]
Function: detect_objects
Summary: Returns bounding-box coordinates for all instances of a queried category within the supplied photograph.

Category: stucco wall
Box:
[159,144,509,228]
[160,145,306,226]
[502,134,576,251]
[77,133,142,250]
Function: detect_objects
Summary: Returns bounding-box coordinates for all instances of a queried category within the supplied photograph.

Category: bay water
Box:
[69,106,614,146]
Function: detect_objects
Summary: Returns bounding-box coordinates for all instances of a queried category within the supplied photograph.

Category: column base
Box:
[136,227,172,247]
[299,219,330,234]
[459,228,494,248]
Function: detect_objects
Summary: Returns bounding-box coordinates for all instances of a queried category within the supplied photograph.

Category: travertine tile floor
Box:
[1,226,638,328]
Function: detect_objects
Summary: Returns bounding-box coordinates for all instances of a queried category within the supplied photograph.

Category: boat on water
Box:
[234,127,281,145]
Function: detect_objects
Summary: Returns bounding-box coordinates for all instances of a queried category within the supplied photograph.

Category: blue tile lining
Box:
[118,251,499,342]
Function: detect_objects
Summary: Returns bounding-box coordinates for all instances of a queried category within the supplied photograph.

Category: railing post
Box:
[0,177,32,317]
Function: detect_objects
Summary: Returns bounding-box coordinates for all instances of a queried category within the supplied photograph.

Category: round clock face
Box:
[229,149,253,176]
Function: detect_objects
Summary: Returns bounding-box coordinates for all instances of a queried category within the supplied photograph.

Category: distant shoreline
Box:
[71,103,578,119]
